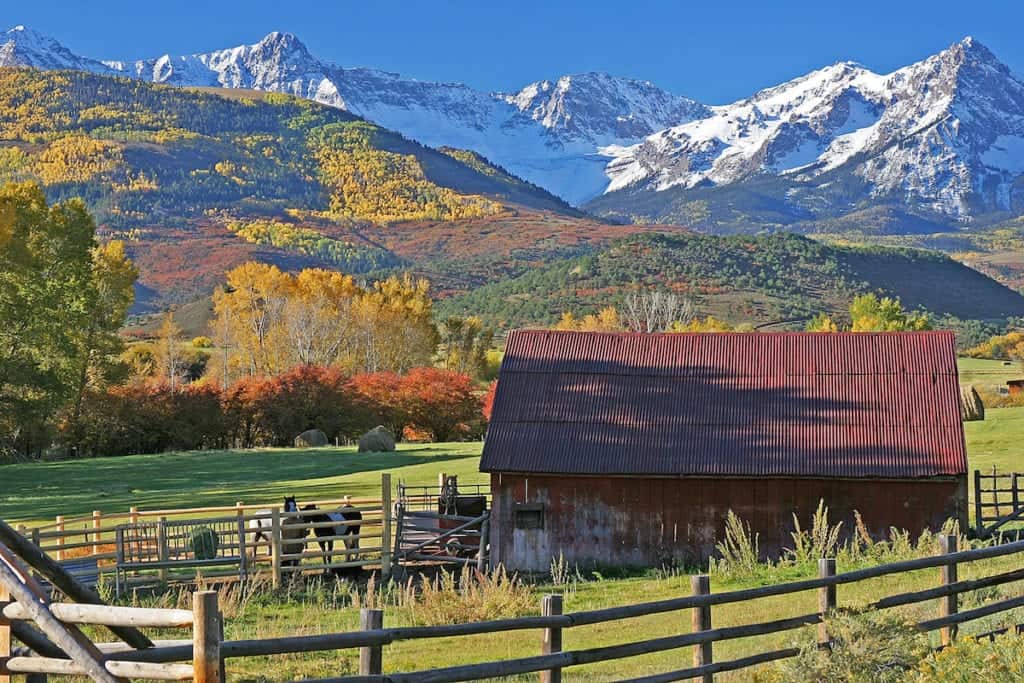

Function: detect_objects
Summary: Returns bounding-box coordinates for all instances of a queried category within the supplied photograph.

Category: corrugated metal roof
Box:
[480,330,967,478]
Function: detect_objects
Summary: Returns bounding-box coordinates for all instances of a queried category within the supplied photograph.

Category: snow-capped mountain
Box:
[602,38,1024,222]
[0,25,112,72]
[0,27,704,204]
[3,25,1024,226]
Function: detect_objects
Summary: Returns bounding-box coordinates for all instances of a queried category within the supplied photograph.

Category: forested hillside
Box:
[439,233,1024,329]
[0,67,583,309]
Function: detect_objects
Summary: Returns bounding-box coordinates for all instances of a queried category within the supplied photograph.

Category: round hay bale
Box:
[358,426,396,453]
[190,526,219,560]
[295,429,329,448]
[960,384,985,422]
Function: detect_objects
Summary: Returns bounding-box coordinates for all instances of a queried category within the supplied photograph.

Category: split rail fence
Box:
[5,534,1024,682]
[11,474,492,593]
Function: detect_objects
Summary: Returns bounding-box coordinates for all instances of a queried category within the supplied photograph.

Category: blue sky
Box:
[9,0,1024,103]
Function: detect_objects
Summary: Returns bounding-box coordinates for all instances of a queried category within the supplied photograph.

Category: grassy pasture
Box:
[0,442,483,524]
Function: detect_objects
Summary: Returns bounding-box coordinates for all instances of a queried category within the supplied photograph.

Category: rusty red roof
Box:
[480,330,967,479]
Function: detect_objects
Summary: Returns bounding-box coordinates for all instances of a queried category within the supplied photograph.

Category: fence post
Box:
[1013,474,1020,515]
[31,528,40,549]
[193,590,223,683]
[130,506,139,526]
[359,608,384,675]
[477,517,490,573]
[381,473,392,580]
[691,574,713,683]
[974,469,983,536]
[236,503,248,581]
[157,516,169,583]
[392,504,405,568]
[55,516,65,562]
[939,534,958,647]
[1,582,10,683]
[92,511,102,555]
[271,507,282,589]
[817,558,837,649]
[540,593,563,683]
[992,466,1000,519]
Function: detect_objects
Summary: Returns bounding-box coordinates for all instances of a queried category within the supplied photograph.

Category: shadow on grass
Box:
[2,446,481,521]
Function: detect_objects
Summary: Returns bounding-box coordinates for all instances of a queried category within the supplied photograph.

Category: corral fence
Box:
[394,474,490,570]
[11,473,491,593]
[5,531,1024,682]
[975,467,1024,538]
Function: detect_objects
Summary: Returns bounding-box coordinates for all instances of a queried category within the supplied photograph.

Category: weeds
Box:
[774,611,930,682]
[710,500,979,584]
[709,509,762,582]
[787,500,843,566]
[406,564,535,625]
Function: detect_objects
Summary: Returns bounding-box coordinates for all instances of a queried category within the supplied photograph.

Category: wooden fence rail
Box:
[7,533,1024,682]
[13,473,488,592]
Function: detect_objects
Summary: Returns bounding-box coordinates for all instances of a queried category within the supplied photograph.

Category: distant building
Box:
[482,330,968,571]
[1007,379,1024,396]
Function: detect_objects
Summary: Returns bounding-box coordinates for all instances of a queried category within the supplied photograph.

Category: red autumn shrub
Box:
[350,371,406,436]
[482,380,498,422]
[243,365,376,447]
[395,367,481,442]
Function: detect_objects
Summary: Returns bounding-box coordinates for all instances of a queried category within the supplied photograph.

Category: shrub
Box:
[775,611,929,682]
[482,380,497,422]
[709,510,762,582]
[404,565,535,626]
[913,632,1024,682]
[191,336,214,348]
[350,372,406,436]
[244,365,377,447]
[396,367,482,441]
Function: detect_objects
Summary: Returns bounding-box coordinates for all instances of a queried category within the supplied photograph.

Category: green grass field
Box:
[957,357,1023,394]
[1,442,484,524]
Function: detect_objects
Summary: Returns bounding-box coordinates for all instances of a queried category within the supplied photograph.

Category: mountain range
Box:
[5,25,1023,230]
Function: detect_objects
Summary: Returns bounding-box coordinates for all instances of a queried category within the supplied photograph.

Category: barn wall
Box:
[489,473,967,572]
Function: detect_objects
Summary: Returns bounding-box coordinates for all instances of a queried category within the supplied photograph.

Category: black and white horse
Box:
[249,496,306,567]
[300,500,362,567]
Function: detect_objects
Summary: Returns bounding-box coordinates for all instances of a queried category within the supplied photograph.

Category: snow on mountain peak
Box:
[501,71,710,143]
[1,25,112,72]
[4,25,1023,219]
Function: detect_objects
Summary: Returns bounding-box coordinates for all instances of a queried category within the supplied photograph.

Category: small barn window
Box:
[514,503,545,530]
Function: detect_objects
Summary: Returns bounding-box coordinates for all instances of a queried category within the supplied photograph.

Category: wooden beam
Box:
[0,545,122,683]
[3,602,194,629]
[939,535,958,647]
[5,656,193,681]
[11,622,66,659]
[0,519,153,650]
[540,594,563,683]
[358,609,383,676]
[192,591,222,683]
[817,558,836,649]
[690,575,712,683]
[1,582,9,683]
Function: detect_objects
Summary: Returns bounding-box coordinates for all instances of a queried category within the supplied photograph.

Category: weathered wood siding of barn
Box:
[490,473,967,572]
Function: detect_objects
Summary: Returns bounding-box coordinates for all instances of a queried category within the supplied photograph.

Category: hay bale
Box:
[358,426,396,453]
[960,385,985,422]
[190,526,219,560]
[294,429,329,448]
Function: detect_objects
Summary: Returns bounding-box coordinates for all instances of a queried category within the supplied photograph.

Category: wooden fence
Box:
[13,474,494,592]
[975,467,1024,537]
[6,534,1024,682]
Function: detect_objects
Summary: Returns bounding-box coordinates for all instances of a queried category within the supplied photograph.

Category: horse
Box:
[300,499,362,568]
[249,496,306,567]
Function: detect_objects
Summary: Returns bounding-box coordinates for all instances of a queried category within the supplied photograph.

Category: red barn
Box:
[481,330,968,571]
